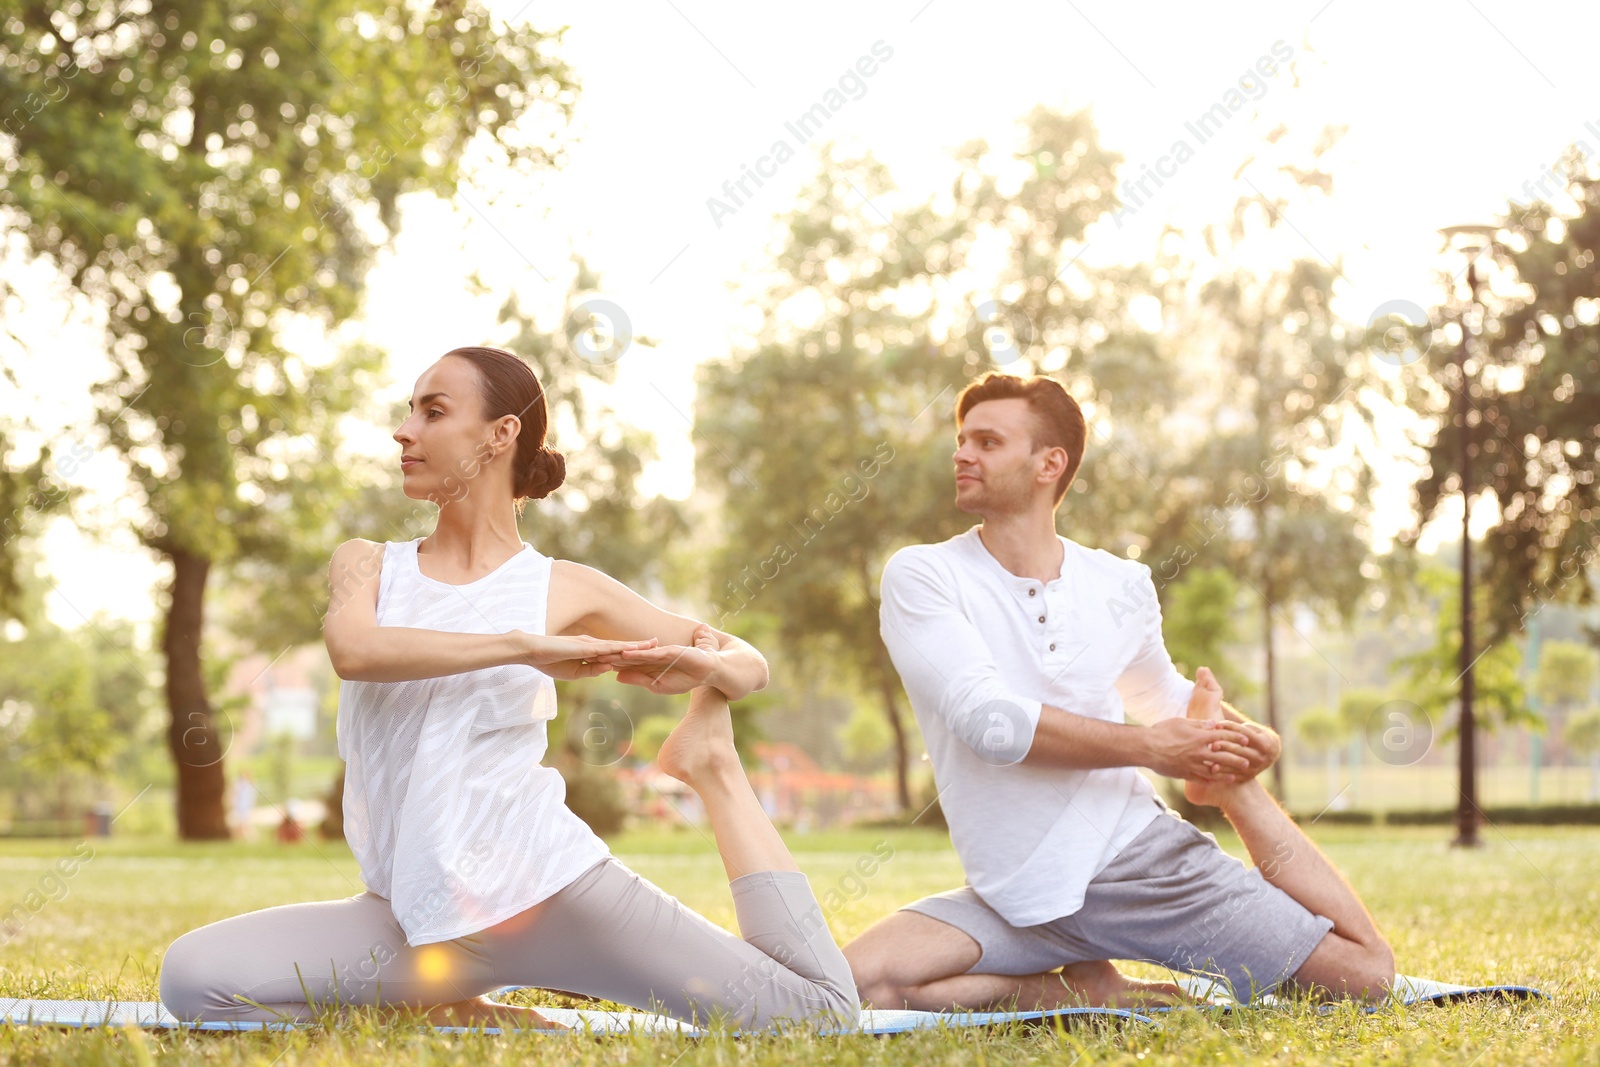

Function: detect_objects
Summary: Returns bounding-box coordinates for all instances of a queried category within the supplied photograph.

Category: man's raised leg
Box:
[844,911,1183,1012]
[1185,667,1394,1001]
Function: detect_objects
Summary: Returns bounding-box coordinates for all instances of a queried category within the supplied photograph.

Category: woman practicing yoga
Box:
[158,346,860,1031]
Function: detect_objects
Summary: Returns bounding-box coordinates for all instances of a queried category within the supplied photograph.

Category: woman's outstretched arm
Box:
[549,560,768,701]
[324,539,654,683]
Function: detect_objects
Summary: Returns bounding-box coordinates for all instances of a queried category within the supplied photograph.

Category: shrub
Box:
[556,757,628,838]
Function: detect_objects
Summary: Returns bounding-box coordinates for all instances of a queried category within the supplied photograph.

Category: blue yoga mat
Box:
[1163,973,1548,1013]
[0,996,1150,1035]
[0,974,1541,1036]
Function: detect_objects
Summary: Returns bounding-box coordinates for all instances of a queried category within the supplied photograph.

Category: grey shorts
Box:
[903,800,1335,1002]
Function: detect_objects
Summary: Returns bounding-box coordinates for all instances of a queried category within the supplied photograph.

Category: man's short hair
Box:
[956,373,1087,505]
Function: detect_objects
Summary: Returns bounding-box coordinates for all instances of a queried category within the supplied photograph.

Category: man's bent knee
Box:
[842,942,898,1009]
[1342,933,1395,1001]
[1362,938,1397,997]
[853,974,909,1011]
[1292,932,1395,1002]
[842,908,981,1006]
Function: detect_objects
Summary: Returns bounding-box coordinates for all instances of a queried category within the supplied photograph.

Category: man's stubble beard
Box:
[957,473,1034,519]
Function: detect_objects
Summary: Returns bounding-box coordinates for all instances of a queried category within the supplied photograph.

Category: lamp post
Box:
[1438,223,1497,849]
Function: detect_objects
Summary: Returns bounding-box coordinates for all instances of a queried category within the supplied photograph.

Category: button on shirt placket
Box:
[1047,579,1078,660]
[1028,584,1060,656]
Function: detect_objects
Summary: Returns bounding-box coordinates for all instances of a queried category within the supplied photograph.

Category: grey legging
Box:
[159,855,859,1030]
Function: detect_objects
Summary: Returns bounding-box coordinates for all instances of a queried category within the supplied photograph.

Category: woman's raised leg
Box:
[583,681,858,1027]
[656,684,798,880]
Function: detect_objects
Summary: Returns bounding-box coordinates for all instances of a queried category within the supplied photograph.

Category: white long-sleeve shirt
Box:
[879,525,1196,926]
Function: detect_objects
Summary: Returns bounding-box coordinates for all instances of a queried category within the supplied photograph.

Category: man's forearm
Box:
[334,627,526,683]
[1020,704,1152,770]
[1020,702,1256,779]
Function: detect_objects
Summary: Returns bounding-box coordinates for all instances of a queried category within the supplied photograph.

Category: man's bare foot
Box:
[656,684,741,788]
[1183,667,1236,808]
[421,995,568,1031]
[1057,960,1190,1009]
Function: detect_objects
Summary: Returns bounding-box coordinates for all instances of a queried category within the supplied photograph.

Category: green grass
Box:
[0,823,1594,1065]
[1275,761,1600,813]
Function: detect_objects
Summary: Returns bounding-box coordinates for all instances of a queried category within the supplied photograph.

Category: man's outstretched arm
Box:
[1021,703,1256,780]
[1049,561,1279,783]
[878,550,1255,778]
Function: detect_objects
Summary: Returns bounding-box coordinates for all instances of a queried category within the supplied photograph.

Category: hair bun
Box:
[521,446,566,500]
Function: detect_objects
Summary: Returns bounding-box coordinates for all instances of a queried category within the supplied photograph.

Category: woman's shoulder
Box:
[547,557,600,590]
[330,537,391,568]
[543,558,624,635]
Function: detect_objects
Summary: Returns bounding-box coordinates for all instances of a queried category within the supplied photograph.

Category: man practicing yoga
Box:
[160,346,858,1031]
[843,372,1395,1010]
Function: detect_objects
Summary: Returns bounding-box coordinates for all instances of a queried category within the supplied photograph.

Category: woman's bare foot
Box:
[654,632,800,880]
[656,681,741,789]
[1183,667,1237,809]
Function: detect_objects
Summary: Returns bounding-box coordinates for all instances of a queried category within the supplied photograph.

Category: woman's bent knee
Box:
[159,930,223,1021]
[724,973,860,1033]
[777,980,861,1032]
[823,981,863,1028]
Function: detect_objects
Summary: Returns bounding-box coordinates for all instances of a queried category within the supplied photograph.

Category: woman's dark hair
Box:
[442,346,565,512]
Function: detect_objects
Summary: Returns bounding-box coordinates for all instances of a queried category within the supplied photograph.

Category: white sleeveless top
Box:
[335,537,611,947]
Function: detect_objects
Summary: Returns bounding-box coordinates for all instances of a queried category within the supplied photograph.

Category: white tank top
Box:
[335,536,611,947]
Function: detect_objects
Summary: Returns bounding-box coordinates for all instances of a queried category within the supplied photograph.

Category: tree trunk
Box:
[1261,574,1285,801]
[162,545,230,839]
[871,642,912,813]
[858,555,911,813]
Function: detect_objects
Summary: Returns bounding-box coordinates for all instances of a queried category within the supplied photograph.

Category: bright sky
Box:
[10,0,1598,640]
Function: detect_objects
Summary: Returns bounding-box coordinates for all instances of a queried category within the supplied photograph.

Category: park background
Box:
[0,1,1598,1064]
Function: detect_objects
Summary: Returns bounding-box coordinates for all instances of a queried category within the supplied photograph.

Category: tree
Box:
[1161,565,1243,681]
[1337,685,1395,739]
[1295,705,1348,806]
[1536,639,1596,710]
[1533,638,1597,763]
[1407,150,1600,644]
[1167,201,1373,797]
[698,107,1154,811]
[1565,708,1600,801]
[0,427,86,623]
[836,700,894,774]
[0,540,159,825]
[630,715,675,765]
[696,150,966,812]
[0,1,579,836]
[1397,561,1534,737]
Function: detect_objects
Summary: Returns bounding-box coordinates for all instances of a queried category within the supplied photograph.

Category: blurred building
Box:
[615,741,895,830]
[223,644,329,756]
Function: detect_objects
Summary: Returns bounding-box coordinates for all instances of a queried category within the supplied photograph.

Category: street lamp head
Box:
[1437,223,1498,256]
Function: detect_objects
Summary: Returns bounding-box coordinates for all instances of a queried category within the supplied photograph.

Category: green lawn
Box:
[0,823,1593,1065]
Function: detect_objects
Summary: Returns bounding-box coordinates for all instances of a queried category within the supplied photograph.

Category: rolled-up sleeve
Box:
[1114,562,1196,725]
[878,548,1042,765]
